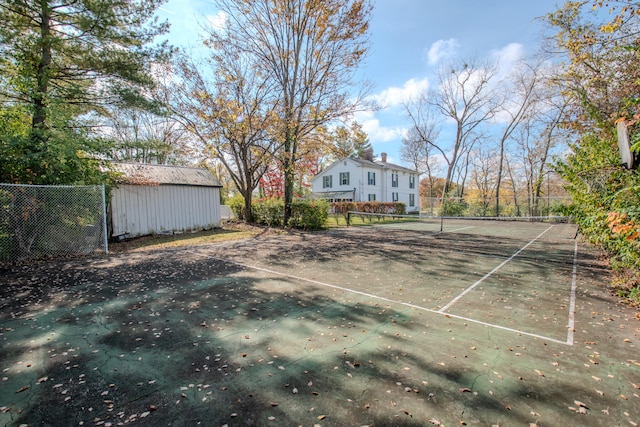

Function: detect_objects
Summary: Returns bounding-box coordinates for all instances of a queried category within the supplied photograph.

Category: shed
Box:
[110,163,223,239]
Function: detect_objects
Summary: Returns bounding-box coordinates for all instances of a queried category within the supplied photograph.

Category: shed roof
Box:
[113,163,222,187]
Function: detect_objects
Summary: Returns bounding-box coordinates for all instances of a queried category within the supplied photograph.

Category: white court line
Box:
[193,250,571,346]
[434,226,474,235]
[566,240,579,345]
[437,225,555,313]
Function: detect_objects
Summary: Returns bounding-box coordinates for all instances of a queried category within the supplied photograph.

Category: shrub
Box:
[253,198,284,227]
[441,198,467,216]
[227,194,246,220]
[289,199,329,230]
[330,202,356,225]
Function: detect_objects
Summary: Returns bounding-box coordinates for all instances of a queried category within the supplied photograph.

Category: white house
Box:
[110,163,223,239]
[310,152,420,213]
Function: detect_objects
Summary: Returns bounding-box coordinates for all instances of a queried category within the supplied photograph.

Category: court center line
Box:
[437,225,555,313]
[192,250,571,346]
[566,240,579,345]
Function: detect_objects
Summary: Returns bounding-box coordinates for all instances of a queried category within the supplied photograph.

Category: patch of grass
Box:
[110,222,265,252]
[325,213,421,228]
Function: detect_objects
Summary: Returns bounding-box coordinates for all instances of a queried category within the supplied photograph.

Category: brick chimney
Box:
[381,152,387,163]
[364,148,373,161]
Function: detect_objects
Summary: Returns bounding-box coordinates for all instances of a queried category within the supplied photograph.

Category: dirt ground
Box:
[1,224,640,426]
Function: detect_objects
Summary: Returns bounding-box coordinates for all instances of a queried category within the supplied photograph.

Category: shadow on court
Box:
[1,228,639,427]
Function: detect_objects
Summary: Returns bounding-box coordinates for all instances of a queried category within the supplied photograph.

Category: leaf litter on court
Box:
[1,231,639,426]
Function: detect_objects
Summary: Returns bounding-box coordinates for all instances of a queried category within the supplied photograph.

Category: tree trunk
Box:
[32,1,52,140]
[495,141,505,217]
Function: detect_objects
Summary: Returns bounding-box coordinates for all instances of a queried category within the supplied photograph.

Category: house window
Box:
[323,175,332,188]
[368,193,376,201]
[392,192,399,202]
[368,171,376,185]
[339,172,350,185]
[409,194,415,207]
[392,172,398,188]
[409,175,415,189]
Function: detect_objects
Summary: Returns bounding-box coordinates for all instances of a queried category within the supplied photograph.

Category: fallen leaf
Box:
[534,369,545,377]
[15,386,29,394]
[459,388,472,393]
[429,419,442,426]
[317,415,326,420]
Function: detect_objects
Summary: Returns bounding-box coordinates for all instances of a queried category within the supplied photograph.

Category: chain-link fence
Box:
[0,184,108,264]
[421,195,573,217]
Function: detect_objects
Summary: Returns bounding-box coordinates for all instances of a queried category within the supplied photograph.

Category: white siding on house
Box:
[311,157,420,212]
[111,184,221,238]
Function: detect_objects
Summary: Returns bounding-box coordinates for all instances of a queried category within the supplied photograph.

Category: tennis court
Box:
[1,217,639,426]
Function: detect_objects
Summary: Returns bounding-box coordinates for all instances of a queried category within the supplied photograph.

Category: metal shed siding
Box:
[111,184,221,238]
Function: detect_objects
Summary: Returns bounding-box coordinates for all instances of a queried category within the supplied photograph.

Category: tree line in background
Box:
[0,2,638,294]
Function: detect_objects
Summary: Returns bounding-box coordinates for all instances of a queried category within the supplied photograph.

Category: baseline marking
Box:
[192,250,571,346]
[437,225,555,313]
[566,240,578,345]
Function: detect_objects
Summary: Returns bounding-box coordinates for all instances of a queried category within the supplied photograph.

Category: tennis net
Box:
[345,211,574,240]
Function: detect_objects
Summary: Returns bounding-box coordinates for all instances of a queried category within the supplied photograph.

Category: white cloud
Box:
[426,38,460,65]
[373,78,429,109]
[206,10,227,31]
[490,42,525,78]
[352,110,405,144]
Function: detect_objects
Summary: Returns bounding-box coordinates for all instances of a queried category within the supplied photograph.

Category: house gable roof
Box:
[375,160,417,174]
[113,163,222,187]
[313,157,417,181]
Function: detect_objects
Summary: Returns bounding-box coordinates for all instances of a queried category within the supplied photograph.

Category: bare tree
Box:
[404,60,498,199]
[105,107,194,165]
[469,145,499,216]
[493,59,546,216]
[213,0,374,224]
[514,81,568,216]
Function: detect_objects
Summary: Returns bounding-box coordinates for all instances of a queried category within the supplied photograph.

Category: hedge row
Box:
[331,201,406,220]
[228,196,329,230]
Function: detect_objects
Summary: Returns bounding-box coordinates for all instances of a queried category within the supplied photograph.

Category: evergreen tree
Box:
[0,0,170,184]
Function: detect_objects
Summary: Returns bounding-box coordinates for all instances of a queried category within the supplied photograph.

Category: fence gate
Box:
[0,184,108,264]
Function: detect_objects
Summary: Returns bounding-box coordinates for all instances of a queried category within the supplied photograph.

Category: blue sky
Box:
[157,0,565,165]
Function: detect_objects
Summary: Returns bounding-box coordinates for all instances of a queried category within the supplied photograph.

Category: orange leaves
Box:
[606,211,640,242]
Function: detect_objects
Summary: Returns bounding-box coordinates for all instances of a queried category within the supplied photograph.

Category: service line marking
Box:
[437,225,555,313]
[193,249,571,346]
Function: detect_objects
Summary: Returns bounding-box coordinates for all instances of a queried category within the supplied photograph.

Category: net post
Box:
[440,215,444,232]
[347,211,351,227]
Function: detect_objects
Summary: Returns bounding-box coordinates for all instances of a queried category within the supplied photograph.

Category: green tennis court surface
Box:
[1,220,639,426]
